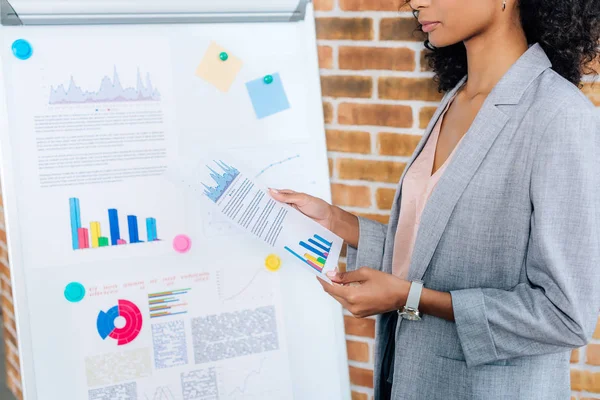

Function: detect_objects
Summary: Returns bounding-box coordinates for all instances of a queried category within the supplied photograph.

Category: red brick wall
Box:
[0,3,599,400]
[314,0,600,399]
[0,196,22,400]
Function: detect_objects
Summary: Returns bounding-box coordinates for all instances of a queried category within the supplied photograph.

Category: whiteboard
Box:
[0,3,351,399]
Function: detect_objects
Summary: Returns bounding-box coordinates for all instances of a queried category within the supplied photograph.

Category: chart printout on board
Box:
[200,160,342,283]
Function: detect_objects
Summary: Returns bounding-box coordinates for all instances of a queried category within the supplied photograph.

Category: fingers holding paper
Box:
[318,267,411,318]
[268,188,334,230]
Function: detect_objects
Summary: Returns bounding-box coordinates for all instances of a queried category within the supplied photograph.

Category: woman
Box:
[271,0,600,398]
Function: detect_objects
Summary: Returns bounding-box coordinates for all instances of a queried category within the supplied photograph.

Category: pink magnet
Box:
[173,235,191,253]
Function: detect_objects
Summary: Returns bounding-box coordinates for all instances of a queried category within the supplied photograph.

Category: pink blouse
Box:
[391,96,462,278]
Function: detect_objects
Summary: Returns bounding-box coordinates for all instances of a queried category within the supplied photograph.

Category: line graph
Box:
[222,268,265,302]
[144,386,179,400]
[49,66,161,105]
[255,155,300,178]
[228,357,268,398]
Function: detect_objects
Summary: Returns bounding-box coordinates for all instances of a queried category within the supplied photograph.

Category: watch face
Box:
[399,308,421,321]
[403,313,421,321]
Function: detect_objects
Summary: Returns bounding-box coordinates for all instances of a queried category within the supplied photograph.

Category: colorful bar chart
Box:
[69,197,160,251]
[148,288,190,318]
[285,234,333,273]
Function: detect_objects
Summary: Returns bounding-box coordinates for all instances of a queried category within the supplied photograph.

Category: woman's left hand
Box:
[319,267,410,318]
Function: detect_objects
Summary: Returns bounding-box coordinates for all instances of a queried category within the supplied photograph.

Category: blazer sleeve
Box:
[450,106,600,368]
[346,216,387,272]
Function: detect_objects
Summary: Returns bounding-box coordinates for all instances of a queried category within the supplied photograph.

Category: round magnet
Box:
[265,254,282,272]
[173,234,192,253]
[263,75,274,84]
[64,282,86,303]
[219,52,229,61]
[11,39,32,60]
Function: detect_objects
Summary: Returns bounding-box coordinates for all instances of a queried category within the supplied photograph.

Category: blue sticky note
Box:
[246,73,290,119]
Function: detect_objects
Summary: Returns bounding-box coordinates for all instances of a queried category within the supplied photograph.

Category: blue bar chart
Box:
[69,197,159,250]
[285,234,332,273]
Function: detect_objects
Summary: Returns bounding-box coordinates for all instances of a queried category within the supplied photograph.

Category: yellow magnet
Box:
[265,254,282,272]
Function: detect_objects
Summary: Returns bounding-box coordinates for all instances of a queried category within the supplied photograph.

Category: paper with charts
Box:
[199,160,342,283]
[0,25,346,400]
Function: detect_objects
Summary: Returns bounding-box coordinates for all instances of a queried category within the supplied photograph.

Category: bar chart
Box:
[284,234,332,273]
[69,197,159,250]
[148,288,190,318]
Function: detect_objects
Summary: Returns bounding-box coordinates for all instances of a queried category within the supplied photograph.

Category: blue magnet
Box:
[12,39,32,60]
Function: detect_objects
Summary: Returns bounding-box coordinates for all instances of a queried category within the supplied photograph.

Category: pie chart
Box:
[96,299,143,345]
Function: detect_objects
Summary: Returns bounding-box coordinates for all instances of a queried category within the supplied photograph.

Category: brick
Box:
[581,370,600,393]
[6,361,20,383]
[571,369,584,391]
[323,102,334,124]
[380,18,426,42]
[420,107,438,129]
[377,133,421,157]
[326,130,371,154]
[337,158,406,183]
[346,340,370,362]
[570,348,579,363]
[0,260,10,280]
[351,391,369,400]
[6,345,19,368]
[340,0,411,11]
[1,277,11,294]
[586,344,600,366]
[314,0,334,11]
[331,184,371,208]
[321,76,373,98]
[376,188,397,210]
[316,18,374,41]
[1,294,14,316]
[379,77,443,101]
[420,49,433,72]
[582,82,600,106]
[328,158,334,177]
[355,212,390,224]
[349,366,374,388]
[344,315,375,338]
[338,103,412,128]
[318,46,333,69]
[594,317,600,339]
[3,326,17,348]
[339,46,415,71]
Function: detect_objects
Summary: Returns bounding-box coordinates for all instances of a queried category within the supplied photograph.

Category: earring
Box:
[502,0,506,11]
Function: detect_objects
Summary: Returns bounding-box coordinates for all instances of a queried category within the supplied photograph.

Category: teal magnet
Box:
[263,75,274,84]
[64,282,86,303]
[12,39,32,60]
[219,52,229,61]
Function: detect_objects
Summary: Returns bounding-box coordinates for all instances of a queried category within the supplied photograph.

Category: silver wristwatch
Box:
[398,280,424,321]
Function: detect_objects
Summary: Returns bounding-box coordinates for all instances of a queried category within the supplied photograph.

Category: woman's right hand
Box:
[268,188,334,230]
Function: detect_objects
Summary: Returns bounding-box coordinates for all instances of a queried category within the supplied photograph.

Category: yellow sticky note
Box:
[195,42,243,92]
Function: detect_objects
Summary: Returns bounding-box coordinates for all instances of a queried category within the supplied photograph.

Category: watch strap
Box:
[405,280,424,310]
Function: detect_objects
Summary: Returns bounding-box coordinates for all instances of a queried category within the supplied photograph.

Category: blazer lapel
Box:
[384,77,467,270]
[406,43,552,282]
[407,103,509,281]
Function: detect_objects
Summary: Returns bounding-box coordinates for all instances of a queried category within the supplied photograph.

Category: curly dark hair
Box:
[409,0,600,92]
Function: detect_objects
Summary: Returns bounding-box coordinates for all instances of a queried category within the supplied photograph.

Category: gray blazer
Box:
[346,43,600,399]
